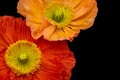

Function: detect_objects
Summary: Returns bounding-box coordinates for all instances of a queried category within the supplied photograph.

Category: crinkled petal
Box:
[70,4,98,30]
[43,27,79,41]
[73,0,97,20]
[0,16,34,52]
[40,41,75,80]
[17,0,44,17]
[43,25,56,40]
[0,50,10,80]
[30,19,50,39]
[61,52,75,80]
[33,57,63,80]
[17,0,46,39]
[63,0,82,8]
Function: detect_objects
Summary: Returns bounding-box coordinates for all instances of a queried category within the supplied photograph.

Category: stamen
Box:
[18,53,28,63]
[53,10,64,22]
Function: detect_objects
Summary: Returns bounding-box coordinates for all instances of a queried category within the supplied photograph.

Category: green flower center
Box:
[53,10,64,22]
[44,3,72,27]
[5,40,42,76]
[18,53,28,63]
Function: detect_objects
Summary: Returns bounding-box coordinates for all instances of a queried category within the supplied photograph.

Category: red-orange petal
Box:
[0,50,10,80]
[0,16,35,51]
[40,41,75,80]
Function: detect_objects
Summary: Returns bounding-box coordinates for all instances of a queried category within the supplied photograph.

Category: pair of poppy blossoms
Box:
[0,0,98,80]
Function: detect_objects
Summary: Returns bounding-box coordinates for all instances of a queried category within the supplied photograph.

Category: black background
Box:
[0,0,112,80]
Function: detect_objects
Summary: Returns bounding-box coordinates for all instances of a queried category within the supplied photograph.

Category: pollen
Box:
[5,40,42,76]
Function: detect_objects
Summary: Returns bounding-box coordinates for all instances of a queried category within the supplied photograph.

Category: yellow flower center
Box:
[5,40,42,76]
[44,2,72,28]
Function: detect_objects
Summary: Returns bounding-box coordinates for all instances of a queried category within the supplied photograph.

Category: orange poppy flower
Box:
[17,0,98,41]
[0,16,75,80]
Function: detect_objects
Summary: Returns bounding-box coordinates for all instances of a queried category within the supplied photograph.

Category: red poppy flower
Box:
[0,16,75,80]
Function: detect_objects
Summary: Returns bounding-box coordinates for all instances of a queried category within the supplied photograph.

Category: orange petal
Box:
[30,20,50,39]
[63,27,80,39]
[17,0,44,17]
[17,0,52,40]
[63,0,82,8]
[41,0,53,5]
[17,0,28,17]
[71,0,82,8]
[70,4,98,30]
[17,0,43,37]
[26,16,42,32]
[46,26,80,41]
[43,25,56,40]
[47,29,65,41]
[73,0,97,20]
